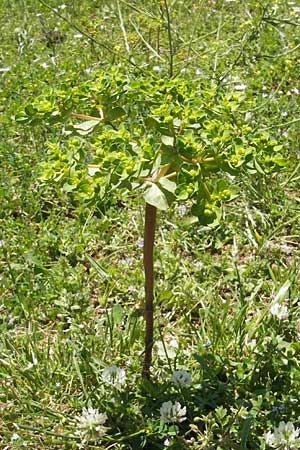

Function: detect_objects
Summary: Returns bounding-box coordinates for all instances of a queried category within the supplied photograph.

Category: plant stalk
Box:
[142,202,157,379]
[163,0,173,77]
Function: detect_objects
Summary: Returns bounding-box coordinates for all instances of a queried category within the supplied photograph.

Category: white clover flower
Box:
[102,365,126,390]
[76,407,108,441]
[265,421,300,449]
[270,302,289,320]
[160,401,186,423]
[171,370,191,387]
[234,83,247,91]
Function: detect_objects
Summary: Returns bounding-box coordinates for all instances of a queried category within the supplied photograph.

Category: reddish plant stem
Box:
[142,202,157,379]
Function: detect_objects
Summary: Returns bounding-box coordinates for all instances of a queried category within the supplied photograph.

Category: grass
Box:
[1,0,300,448]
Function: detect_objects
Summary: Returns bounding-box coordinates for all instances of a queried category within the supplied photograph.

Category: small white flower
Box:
[59,3,67,9]
[291,87,299,94]
[234,83,247,91]
[127,285,136,292]
[11,433,20,441]
[74,33,83,39]
[137,237,144,248]
[160,401,186,423]
[0,66,11,73]
[153,65,162,72]
[265,421,300,449]
[41,62,49,69]
[171,370,191,387]
[102,365,126,390]
[76,407,108,441]
[270,302,289,320]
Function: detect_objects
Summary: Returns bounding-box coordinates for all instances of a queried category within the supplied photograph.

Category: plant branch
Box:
[163,0,174,77]
[142,203,157,379]
[129,18,165,62]
[117,0,131,57]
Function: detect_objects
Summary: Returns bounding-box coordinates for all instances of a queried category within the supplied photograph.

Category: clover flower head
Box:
[270,302,289,320]
[171,370,191,387]
[76,407,108,441]
[160,401,186,424]
[102,365,126,390]
[265,421,300,449]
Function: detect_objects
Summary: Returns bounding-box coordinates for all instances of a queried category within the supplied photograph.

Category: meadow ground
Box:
[1,1,300,448]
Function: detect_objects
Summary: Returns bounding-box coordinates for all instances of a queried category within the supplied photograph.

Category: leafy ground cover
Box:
[1,1,300,448]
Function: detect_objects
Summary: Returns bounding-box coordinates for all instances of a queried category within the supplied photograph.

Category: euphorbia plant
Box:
[18,71,285,378]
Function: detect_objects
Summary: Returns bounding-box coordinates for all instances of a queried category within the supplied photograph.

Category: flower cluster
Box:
[265,421,300,449]
[102,365,126,390]
[270,302,289,320]
[171,370,191,387]
[160,401,186,424]
[75,407,108,441]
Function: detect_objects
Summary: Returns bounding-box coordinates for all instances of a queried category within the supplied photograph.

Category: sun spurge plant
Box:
[18,69,285,378]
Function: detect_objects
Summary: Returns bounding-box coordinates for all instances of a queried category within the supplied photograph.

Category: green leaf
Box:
[23,251,43,268]
[24,105,36,116]
[253,158,265,175]
[144,116,160,130]
[159,177,176,194]
[111,304,124,325]
[106,106,126,121]
[143,183,169,210]
[87,165,101,176]
[271,156,287,167]
[85,254,110,279]
[73,120,100,135]
[182,216,198,227]
[161,135,175,147]
[274,280,290,303]
[240,416,254,450]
